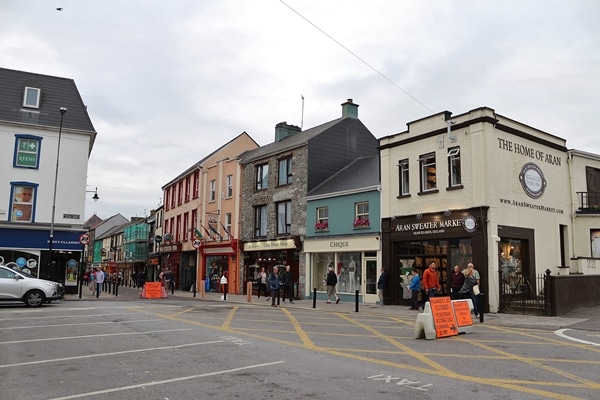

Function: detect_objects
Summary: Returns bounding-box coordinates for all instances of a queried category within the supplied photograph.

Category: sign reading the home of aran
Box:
[244,239,295,251]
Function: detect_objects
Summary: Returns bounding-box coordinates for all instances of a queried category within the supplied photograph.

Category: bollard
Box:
[355,289,359,312]
[171,281,174,295]
[193,281,197,298]
[479,292,484,323]
[115,282,118,297]
[247,281,252,302]
[313,288,317,308]
[223,283,227,301]
[277,287,280,306]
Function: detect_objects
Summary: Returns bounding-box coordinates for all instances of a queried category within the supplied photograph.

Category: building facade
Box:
[0,68,97,292]
[379,106,599,312]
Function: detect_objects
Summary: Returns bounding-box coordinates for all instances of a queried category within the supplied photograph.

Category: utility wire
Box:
[280,0,436,115]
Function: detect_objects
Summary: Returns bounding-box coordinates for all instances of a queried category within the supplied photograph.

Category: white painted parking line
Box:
[0,312,134,321]
[0,340,224,369]
[0,328,192,345]
[47,361,285,400]
[0,319,163,331]
[555,329,600,347]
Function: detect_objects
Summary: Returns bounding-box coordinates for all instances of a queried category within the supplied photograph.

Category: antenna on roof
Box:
[300,95,305,130]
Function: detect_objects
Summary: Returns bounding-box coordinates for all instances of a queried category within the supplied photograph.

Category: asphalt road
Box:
[1,287,599,400]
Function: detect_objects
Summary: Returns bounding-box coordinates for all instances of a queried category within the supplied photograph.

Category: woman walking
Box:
[257,267,268,301]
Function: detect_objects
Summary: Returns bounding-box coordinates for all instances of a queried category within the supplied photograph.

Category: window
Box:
[23,87,41,109]
[185,177,191,202]
[276,201,292,234]
[192,209,198,236]
[226,175,233,198]
[10,183,38,222]
[448,147,462,187]
[210,180,216,202]
[177,181,183,205]
[398,158,409,196]
[316,207,329,231]
[420,153,437,192]
[183,212,189,241]
[354,201,370,228]
[225,213,232,236]
[170,186,176,209]
[254,205,267,237]
[256,163,269,190]
[278,157,293,186]
[176,215,181,242]
[14,135,42,169]
[193,171,199,199]
[164,188,170,211]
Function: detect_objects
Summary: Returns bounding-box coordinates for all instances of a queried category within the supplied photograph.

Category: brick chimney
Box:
[341,99,359,118]
[275,122,302,142]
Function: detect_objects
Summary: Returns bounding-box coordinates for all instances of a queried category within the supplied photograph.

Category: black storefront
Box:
[381,207,489,307]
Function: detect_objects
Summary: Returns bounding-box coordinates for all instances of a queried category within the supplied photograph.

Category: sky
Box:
[2,0,599,221]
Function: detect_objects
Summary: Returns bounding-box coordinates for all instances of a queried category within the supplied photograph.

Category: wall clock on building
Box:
[462,215,477,233]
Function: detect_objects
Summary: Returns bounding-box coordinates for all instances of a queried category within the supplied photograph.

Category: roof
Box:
[238,118,343,164]
[307,155,380,198]
[0,67,97,152]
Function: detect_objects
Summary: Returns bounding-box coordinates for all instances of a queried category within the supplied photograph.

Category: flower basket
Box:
[315,221,329,231]
[353,218,370,228]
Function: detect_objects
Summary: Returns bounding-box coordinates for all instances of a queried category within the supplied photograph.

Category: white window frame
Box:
[355,202,369,221]
[226,175,233,198]
[398,158,409,195]
[209,180,216,202]
[420,153,437,192]
[448,147,462,187]
[23,87,41,109]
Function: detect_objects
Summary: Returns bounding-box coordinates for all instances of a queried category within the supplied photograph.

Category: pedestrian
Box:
[450,265,465,300]
[377,267,389,306]
[117,270,123,287]
[281,265,294,304]
[458,264,479,317]
[326,266,340,304]
[89,268,96,295]
[95,268,105,298]
[422,261,441,301]
[408,269,421,310]
[268,267,280,307]
[256,267,268,301]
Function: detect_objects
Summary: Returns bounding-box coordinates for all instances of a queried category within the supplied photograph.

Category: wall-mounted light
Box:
[444,210,452,216]
[416,214,423,220]
[87,187,100,202]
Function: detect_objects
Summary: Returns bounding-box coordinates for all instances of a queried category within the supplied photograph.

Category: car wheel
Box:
[24,290,45,307]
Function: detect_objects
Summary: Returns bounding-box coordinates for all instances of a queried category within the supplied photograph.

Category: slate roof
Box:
[307,155,380,197]
[238,118,342,164]
[0,67,97,151]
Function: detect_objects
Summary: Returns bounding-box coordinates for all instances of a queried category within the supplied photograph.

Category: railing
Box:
[576,191,600,213]
[498,271,546,315]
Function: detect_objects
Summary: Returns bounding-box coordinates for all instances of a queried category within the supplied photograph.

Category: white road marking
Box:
[0,319,163,331]
[555,328,600,347]
[47,361,285,400]
[0,340,224,368]
[0,328,192,345]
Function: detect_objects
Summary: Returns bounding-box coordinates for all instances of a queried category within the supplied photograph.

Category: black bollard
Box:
[193,281,196,298]
[115,282,118,297]
[223,283,227,301]
[479,293,484,323]
[277,287,280,306]
[355,289,359,312]
[171,282,174,295]
[312,288,317,308]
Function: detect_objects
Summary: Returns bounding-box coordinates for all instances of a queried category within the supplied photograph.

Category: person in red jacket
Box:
[423,262,441,301]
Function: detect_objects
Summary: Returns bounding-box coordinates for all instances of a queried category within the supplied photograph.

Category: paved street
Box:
[1,286,599,399]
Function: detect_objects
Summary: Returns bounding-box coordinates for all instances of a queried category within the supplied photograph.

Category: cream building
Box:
[379,107,599,312]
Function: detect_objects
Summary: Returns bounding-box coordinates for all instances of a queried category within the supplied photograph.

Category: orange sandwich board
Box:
[429,297,459,338]
[143,282,163,299]
[453,299,474,327]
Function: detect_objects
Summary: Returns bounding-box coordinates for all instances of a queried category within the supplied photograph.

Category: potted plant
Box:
[315,220,329,231]
[353,218,370,228]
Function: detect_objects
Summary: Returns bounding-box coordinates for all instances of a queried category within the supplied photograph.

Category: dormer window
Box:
[23,87,41,109]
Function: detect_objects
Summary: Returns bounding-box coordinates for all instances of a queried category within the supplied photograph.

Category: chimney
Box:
[341,99,359,119]
[275,122,302,142]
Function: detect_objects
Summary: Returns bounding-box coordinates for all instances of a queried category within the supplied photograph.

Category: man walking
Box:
[423,261,441,302]
[377,267,389,306]
[281,265,294,304]
[95,268,105,298]
[326,266,340,304]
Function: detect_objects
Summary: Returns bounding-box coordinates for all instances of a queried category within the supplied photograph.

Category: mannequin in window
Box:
[348,255,356,292]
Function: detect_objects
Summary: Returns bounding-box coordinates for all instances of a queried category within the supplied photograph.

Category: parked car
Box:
[0,265,63,307]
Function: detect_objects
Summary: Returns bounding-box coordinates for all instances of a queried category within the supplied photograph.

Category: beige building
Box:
[161,132,258,294]
[380,106,599,312]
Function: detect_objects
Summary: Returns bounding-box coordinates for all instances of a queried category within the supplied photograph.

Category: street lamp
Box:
[46,107,67,279]
[87,187,100,201]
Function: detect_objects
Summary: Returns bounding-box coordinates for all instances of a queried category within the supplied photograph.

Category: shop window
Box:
[591,230,600,258]
[447,147,462,188]
[10,183,38,222]
[276,200,291,234]
[23,87,41,109]
[226,175,233,198]
[398,158,410,196]
[278,157,293,186]
[312,252,361,294]
[209,180,216,202]
[256,163,269,190]
[254,205,267,237]
[419,153,437,192]
[14,135,42,169]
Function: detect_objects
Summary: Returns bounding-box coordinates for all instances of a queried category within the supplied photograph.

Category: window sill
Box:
[353,226,370,230]
[396,194,411,199]
[417,189,439,196]
[446,185,464,191]
[315,229,329,233]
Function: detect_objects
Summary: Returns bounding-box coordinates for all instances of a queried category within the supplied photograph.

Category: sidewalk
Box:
[65,285,600,331]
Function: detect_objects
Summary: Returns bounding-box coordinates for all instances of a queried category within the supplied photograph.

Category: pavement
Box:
[64,285,600,332]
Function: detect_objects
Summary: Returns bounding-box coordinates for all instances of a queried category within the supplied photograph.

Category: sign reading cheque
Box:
[429,297,458,338]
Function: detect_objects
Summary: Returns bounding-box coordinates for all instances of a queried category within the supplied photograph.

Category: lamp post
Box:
[46,107,67,279]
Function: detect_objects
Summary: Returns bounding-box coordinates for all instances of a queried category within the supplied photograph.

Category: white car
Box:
[0,265,62,307]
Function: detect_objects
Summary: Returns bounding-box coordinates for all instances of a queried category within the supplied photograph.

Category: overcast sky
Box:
[2,1,599,221]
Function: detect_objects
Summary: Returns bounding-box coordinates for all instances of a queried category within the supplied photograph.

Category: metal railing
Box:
[576,191,600,212]
[498,271,546,315]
